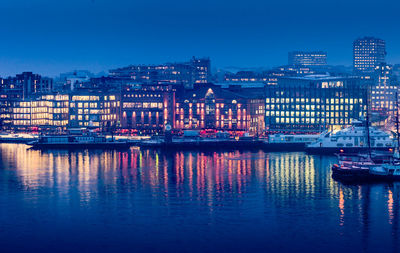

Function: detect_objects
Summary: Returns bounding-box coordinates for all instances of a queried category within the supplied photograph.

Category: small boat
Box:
[369,162,400,180]
[331,155,380,182]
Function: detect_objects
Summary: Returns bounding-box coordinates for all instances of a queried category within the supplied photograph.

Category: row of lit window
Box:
[266,105,356,111]
[123,102,163,109]
[70,102,98,108]
[123,93,163,98]
[71,96,100,101]
[271,118,352,124]
[266,111,351,117]
[266,98,361,104]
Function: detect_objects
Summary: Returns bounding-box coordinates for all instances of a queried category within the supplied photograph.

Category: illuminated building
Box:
[43,94,69,127]
[4,72,53,99]
[120,83,175,133]
[0,91,13,129]
[288,51,327,67]
[109,57,211,89]
[11,94,69,130]
[265,75,366,133]
[371,63,398,119]
[0,73,53,129]
[190,57,211,84]
[10,92,119,131]
[353,37,386,74]
[69,92,120,130]
[12,100,34,128]
[174,84,265,133]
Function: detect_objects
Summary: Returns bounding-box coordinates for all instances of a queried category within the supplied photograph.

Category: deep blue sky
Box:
[1,0,400,77]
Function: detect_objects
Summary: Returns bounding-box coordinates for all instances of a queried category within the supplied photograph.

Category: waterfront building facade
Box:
[120,83,175,133]
[265,75,367,133]
[0,73,53,129]
[68,92,120,130]
[174,84,265,133]
[9,92,119,132]
[11,94,69,131]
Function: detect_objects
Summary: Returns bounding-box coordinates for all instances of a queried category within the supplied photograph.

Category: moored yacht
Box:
[306,120,394,154]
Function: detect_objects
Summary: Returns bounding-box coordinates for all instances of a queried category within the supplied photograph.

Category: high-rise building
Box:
[288,51,327,67]
[353,37,386,73]
[190,57,211,84]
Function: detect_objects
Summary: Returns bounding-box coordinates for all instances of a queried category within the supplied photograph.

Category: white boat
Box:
[369,163,400,178]
[268,134,320,144]
[306,120,394,154]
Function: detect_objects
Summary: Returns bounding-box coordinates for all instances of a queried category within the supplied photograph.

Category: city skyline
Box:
[1,0,400,77]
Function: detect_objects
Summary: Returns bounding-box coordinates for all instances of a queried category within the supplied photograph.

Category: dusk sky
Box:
[1,0,400,77]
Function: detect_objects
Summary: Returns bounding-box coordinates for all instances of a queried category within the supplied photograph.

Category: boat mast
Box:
[365,89,372,158]
[396,92,400,153]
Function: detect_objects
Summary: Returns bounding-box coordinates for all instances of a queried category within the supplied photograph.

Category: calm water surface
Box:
[0,144,399,253]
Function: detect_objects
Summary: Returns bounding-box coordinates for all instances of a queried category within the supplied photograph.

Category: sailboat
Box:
[368,92,400,180]
[331,90,380,181]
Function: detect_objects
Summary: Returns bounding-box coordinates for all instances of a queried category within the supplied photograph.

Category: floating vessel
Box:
[331,153,391,182]
[0,133,38,143]
[369,162,400,180]
[137,136,264,150]
[266,134,320,150]
[332,92,400,182]
[306,120,394,154]
[28,133,130,149]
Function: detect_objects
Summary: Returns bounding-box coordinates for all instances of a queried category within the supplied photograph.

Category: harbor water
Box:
[0,144,399,252]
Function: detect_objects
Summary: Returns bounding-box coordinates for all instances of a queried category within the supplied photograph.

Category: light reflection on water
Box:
[0,144,399,253]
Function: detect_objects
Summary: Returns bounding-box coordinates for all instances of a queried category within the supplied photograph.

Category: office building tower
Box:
[353,37,386,73]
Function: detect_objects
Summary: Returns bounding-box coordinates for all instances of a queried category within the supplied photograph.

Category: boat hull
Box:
[306,147,393,155]
[30,142,131,150]
[331,164,372,182]
[332,164,400,183]
[137,139,309,151]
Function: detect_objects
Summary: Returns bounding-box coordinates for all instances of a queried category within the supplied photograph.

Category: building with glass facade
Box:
[265,75,367,133]
[10,92,119,131]
[11,94,69,131]
[68,92,120,130]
